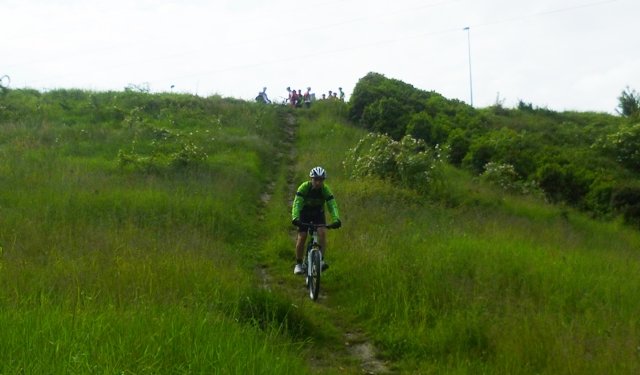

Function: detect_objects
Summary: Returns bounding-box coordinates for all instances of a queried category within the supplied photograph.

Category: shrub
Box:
[406,112,451,146]
[584,178,615,217]
[536,163,592,205]
[480,162,542,196]
[348,72,472,140]
[610,183,640,227]
[481,162,519,191]
[462,128,537,177]
[595,122,640,171]
[463,139,496,174]
[617,86,640,119]
[446,129,471,167]
[348,72,432,124]
[344,133,444,194]
[361,97,409,139]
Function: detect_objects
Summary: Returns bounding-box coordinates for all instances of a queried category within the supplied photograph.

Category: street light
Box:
[463,26,474,107]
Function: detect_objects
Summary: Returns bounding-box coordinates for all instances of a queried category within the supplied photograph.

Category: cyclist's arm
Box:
[323,185,340,222]
[291,182,308,220]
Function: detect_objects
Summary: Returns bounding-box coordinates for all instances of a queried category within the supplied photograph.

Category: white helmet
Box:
[309,166,327,179]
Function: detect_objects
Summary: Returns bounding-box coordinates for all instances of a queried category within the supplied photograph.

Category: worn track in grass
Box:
[256,111,392,374]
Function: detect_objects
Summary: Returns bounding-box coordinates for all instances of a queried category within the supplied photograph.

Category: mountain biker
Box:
[291,166,341,275]
[256,87,271,104]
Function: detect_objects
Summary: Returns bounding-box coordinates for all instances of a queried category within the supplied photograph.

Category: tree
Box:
[617,87,640,119]
[361,97,409,139]
[597,123,640,171]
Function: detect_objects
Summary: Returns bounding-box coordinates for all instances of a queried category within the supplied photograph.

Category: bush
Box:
[617,87,640,119]
[348,72,472,141]
[611,183,640,227]
[595,122,640,171]
[462,128,537,177]
[406,112,451,146]
[446,129,471,167]
[536,163,592,205]
[584,178,615,217]
[348,72,432,124]
[463,139,496,174]
[344,133,444,194]
[361,97,409,139]
[480,162,542,196]
[481,162,519,191]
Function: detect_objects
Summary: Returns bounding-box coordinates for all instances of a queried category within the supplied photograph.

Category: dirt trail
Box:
[257,112,393,374]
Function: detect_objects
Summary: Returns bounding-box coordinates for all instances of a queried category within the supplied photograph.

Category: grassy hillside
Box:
[2,88,640,374]
[289,100,640,373]
[0,89,311,373]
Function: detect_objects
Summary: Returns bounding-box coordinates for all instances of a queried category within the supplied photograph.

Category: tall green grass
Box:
[0,90,312,373]
[5,89,640,373]
[295,102,640,373]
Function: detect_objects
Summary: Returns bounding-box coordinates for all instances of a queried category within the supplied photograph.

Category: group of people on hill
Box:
[286,87,345,108]
[255,86,345,107]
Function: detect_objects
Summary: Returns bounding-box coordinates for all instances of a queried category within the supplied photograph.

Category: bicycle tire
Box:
[308,248,321,300]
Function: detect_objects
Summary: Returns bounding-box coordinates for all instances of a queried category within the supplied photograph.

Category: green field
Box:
[1,89,640,374]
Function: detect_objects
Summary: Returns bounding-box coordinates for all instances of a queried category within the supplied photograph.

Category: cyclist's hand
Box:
[292,218,301,227]
[328,219,341,229]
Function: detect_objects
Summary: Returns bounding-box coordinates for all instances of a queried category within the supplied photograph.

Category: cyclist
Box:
[291,166,341,275]
[256,87,271,104]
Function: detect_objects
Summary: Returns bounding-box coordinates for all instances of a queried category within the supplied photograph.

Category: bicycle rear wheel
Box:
[308,248,321,300]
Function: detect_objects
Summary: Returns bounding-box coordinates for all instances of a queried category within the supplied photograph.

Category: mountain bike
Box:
[298,222,336,301]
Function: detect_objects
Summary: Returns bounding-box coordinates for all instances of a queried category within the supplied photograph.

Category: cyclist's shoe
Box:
[294,263,305,275]
[321,261,329,271]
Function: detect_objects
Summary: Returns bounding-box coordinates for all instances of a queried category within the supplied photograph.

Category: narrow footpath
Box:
[256,111,393,374]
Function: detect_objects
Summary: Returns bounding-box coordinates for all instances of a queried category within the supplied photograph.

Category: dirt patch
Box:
[345,332,392,374]
[257,264,271,291]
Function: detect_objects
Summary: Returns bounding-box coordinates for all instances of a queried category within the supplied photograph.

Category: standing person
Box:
[328,90,333,100]
[339,87,345,101]
[296,89,303,108]
[287,87,293,106]
[290,88,299,108]
[291,167,342,274]
[303,87,312,108]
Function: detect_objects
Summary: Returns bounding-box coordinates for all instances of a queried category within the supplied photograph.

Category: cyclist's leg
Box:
[318,226,327,256]
[297,209,314,263]
[295,232,307,262]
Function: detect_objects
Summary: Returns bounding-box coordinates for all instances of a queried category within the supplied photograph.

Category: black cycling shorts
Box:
[298,207,326,233]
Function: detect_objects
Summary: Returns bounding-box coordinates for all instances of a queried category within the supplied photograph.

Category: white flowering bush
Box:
[344,133,444,193]
[481,162,542,196]
[595,123,640,171]
[118,124,208,172]
[170,141,208,167]
[481,162,519,190]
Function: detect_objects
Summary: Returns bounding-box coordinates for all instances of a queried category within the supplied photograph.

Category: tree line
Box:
[347,72,640,227]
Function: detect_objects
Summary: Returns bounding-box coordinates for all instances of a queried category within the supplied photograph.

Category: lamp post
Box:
[463,26,474,107]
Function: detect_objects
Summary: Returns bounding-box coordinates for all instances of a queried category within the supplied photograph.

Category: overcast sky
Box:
[3,0,638,113]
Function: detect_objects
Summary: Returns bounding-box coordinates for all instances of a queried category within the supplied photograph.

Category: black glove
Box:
[328,219,341,229]
[292,218,301,227]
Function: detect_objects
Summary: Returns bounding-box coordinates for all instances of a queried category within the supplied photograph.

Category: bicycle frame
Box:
[299,222,327,300]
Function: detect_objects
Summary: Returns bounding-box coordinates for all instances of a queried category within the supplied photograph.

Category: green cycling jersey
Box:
[291,181,340,222]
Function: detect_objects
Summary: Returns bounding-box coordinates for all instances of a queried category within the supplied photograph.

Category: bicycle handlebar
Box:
[297,222,338,229]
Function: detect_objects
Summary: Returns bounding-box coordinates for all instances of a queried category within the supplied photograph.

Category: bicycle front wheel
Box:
[308,248,321,300]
